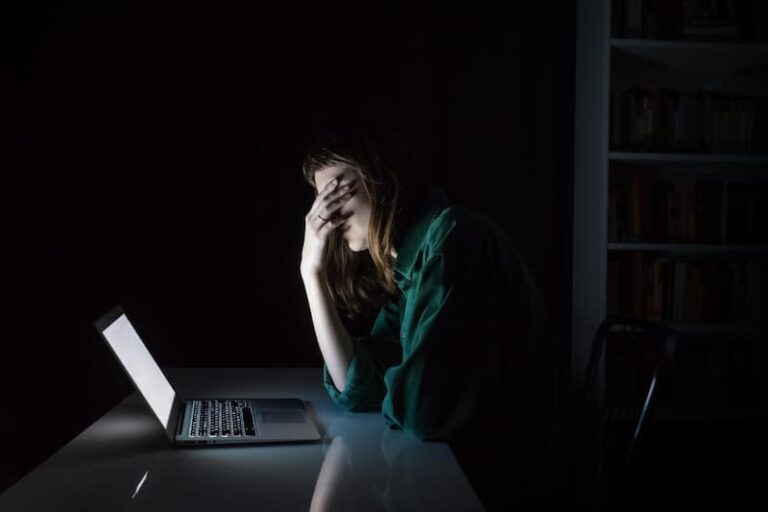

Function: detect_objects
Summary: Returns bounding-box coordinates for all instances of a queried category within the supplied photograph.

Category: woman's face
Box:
[314,165,372,252]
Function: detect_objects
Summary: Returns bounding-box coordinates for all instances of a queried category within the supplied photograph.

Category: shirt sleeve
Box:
[323,297,403,411]
[380,228,503,441]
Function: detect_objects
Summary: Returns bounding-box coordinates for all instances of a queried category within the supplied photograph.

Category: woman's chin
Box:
[346,238,368,252]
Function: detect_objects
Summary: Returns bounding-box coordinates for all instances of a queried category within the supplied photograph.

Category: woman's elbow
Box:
[408,426,444,441]
[401,414,460,441]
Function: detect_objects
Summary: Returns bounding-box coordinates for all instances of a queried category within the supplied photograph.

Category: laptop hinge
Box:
[176,401,187,437]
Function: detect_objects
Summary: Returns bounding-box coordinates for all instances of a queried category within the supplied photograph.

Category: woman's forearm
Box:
[301,270,354,392]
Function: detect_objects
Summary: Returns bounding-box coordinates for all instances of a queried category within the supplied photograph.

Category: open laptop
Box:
[95,306,321,445]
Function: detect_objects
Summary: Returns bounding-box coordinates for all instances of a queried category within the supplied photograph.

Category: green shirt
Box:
[323,188,558,441]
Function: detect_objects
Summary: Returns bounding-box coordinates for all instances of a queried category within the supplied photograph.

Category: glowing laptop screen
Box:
[101,313,176,428]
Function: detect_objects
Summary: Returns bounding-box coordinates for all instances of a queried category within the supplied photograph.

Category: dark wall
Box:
[2,1,575,492]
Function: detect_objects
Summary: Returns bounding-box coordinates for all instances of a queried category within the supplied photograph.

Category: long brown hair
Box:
[302,129,432,318]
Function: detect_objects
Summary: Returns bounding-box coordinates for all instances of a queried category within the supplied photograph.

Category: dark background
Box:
[2,1,575,492]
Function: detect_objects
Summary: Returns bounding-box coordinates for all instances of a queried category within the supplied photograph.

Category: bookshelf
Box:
[573,1,768,417]
[611,38,768,76]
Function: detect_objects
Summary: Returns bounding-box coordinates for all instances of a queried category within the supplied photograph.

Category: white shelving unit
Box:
[573,1,768,395]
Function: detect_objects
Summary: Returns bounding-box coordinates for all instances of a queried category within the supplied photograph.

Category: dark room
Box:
[3,1,767,510]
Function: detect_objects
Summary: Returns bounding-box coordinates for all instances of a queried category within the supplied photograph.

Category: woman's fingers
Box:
[316,187,356,224]
[301,175,358,274]
[318,214,346,238]
[309,178,355,218]
[314,207,353,242]
[310,177,350,210]
[309,179,356,221]
[314,191,354,231]
[309,178,341,217]
[304,176,357,246]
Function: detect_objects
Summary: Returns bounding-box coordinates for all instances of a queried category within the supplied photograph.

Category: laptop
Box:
[95,306,321,445]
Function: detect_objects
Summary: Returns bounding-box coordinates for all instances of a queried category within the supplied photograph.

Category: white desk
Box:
[0,368,485,511]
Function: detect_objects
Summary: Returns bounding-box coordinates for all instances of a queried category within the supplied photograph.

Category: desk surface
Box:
[0,367,485,511]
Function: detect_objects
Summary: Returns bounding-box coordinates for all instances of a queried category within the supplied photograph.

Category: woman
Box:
[299,130,561,508]
[299,129,559,446]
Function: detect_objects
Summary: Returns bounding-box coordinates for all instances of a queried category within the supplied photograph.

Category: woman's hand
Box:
[300,175,357,278]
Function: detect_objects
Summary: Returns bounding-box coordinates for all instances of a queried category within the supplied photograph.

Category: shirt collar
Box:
[393,187,451,282]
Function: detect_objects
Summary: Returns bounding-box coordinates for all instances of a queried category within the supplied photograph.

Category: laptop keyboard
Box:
[189,399,257,437]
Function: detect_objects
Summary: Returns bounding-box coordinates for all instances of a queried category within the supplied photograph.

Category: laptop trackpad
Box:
[260,410,306,424]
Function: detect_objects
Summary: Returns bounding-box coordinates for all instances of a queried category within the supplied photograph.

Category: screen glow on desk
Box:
[131,470,149,500]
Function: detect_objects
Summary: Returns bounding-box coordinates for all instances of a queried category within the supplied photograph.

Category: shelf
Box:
[671,323,768,339]
[609,152,768,169]
[653,407,768,423]
[608,243,768,255]
[611,38,768,76]
[608,321,768,339]
[602,406,768,424]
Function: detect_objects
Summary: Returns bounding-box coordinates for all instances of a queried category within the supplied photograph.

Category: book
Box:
[612,88,767,154]
[683,0,741,41]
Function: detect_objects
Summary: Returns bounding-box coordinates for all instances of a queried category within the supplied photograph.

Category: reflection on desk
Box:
[0,368,484,512]
[310,414,484,512]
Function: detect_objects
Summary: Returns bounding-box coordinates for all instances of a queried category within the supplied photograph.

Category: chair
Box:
[575,316,680,511]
